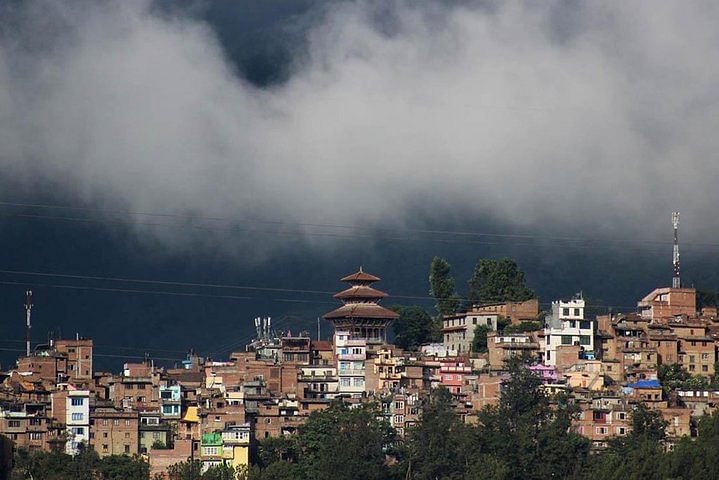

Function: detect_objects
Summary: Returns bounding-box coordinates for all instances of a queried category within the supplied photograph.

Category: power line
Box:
[0,268,640,309]
[0,279,338,306]
[1,200,715,249]
[0,346,184,362]
[0,337,189,355]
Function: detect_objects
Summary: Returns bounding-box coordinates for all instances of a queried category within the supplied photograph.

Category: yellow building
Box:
[221,423,251,471]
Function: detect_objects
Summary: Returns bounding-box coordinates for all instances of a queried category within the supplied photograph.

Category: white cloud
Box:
[1,0,718,255]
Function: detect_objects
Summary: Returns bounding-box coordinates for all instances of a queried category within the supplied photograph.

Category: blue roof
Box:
[628,379,661,389]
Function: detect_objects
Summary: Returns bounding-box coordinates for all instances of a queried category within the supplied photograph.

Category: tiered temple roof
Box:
[324,268,399,344]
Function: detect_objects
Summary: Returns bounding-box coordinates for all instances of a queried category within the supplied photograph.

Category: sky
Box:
[1,0,719,368]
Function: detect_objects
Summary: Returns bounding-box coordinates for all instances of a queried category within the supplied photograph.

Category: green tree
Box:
[467,258,535,304]
[472,325,490,353]
[294,401,396,480]
[391,305,438,350]
[404,387,473,480]
[429,257,460,316]
[477,358,589,479]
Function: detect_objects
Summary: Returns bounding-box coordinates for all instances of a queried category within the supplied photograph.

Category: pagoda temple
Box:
[323,268,399,345]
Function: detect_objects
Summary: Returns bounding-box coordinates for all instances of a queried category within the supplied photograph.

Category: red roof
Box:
[323,303,400,320]
[340,269,381,283]
[333,285,388,300]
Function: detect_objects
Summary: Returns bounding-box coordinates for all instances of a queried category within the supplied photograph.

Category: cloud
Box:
[1,0,719,256]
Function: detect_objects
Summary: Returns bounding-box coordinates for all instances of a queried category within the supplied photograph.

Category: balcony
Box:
[338,353,365,361]
[298,373,337,382]
[338,368,365,376]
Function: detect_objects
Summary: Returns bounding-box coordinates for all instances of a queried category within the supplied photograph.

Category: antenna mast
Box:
[24,291,33,357]
[672,212,681,288]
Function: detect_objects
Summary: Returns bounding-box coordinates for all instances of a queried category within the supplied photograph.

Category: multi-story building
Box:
[442,311,499,355]
[0,402,64,452]
[221,423,251,472]
[439,358,472,395]
[51,387,90,455]
[200,432,223,471]
[139,411,172,453]
[544,293,594,366]
[335,331,366,397]
[54,338,94,383]
[638,288,696,321]
[467,298,539,325]
[297,365,338,400]
[160,384,182,419]
[90,407,139,456]
[487,332,540,370]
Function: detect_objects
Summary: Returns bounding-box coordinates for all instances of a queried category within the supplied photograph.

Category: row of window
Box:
[340,378,364,387]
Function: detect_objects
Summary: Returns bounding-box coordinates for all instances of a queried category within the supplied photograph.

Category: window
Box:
[102,444,108,451]
[71,413,83,421]
[29,432,42,440]
[580,321,591,330]
[71,398,84,406]
[702,353,710,361]
[703,365,709,372]
[102,419,109,426]
[574,308,581,316]
[29,418,41,425]
[561,336,573,345]
[103,432,108,438]
[8,420,20,428]
[72,427,85,435]
[563,308,569,316]
[579,336,591,346]
[113,419,120,426]
[125,420,131,426]
[125,432,130,439]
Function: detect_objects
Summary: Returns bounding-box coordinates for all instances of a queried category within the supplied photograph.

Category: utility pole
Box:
[672,212,681,288]
[24,290,33,357]
[317,317,321,341]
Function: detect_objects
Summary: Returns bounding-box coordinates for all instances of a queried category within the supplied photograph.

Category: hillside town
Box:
[2,253,719,478]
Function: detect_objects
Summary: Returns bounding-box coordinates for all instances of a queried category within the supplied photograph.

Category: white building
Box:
[65,388,90,455]
[544,293,594,366]
[442,312,499,355]
[335,330,366,397]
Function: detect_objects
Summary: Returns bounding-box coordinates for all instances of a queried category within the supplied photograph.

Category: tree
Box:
[10,448,148,480]
[467,258,535,304]
[403,387,473,480]
[477,358,589,479]
[391,305,438,350]
[294,401,396,480]
[429,257,460,316]
[472,325,490,353]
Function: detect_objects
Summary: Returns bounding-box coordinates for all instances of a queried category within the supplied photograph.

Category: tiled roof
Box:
[340,269,381,283]
[323,303,400,320]
[333,285,388,300]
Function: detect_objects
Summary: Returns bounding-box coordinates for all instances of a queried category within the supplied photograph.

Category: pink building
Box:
[439,358,472,395]
[528,364,559,383]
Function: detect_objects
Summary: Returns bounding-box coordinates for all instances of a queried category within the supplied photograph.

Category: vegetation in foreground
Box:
[11,359,719,479]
